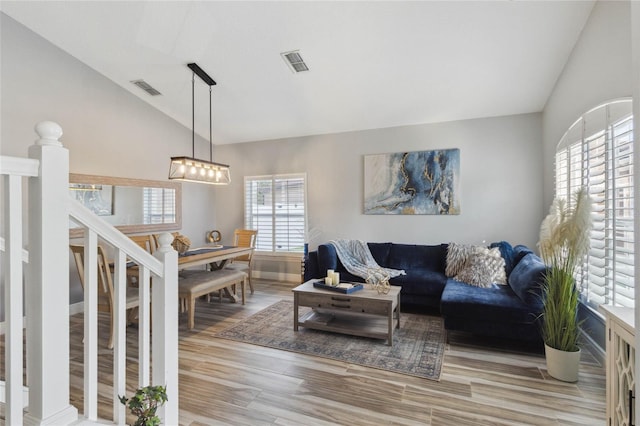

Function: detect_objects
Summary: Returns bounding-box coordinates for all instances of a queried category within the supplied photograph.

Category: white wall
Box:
[1,14,218,302]
[216,113,545,259]
[542,0,632,208]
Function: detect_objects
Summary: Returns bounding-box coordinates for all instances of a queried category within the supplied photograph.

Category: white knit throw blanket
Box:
[329,239,405,284]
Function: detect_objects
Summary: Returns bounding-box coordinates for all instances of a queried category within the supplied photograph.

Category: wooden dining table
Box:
[177,245,254,303]
[126,245,253,303]
[178,245,254,270]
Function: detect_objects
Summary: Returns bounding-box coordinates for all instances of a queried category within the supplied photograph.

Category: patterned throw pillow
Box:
[486,247,507,285]
[445,242,475,277]
[454,254,495,288]
[453,245,507,287]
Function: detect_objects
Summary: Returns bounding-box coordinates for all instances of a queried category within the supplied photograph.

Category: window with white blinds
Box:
[244,174,307,253]
[554,99,634,309]
[142,187,176,224]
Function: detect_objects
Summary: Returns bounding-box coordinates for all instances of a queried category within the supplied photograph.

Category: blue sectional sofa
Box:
[304,241,547,343]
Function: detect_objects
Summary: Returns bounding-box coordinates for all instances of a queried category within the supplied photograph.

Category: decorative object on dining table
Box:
[206,229,222,244]
[366,267,391,295]
[171,233,191,255]
[313,280,364,294]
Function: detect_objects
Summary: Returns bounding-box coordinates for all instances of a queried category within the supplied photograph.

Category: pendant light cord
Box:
[209,85,213,163]
[191,71,195,159]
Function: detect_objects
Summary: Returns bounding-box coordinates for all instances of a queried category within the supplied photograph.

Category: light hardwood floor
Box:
[66,279,605,425]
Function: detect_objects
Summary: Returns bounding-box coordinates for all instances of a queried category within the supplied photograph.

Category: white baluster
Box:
[113,248,127,424]
[152,233,179,424]
[83,231,98,421]
[4,173,24,425]
[139,265,151,387]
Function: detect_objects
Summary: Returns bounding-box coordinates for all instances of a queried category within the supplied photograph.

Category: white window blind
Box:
[554,99,634,309]
[142,187,176,224]
[244,174,307,253]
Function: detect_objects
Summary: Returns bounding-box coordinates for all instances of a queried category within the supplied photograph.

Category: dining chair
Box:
[126,234,156,286]
[70,244,140,349]
[224,229,257,294]
[129,234,156,254]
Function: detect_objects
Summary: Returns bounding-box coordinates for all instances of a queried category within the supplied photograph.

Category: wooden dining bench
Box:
[178,269,248,329]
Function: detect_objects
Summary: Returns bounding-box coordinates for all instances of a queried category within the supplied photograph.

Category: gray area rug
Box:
[215,300,446,381]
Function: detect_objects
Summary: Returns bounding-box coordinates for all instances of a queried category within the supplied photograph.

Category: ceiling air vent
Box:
[131,79,162,96]
[281,50,309,73]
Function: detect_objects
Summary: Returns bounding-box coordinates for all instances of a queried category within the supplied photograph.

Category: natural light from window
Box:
[555,99,634,310]
[244,174,307,254]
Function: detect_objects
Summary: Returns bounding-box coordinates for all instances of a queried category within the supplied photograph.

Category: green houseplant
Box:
[538,187,592,382]
[119,385,168,426]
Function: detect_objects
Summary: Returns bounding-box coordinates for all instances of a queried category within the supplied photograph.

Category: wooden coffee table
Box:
[292,279,401,346]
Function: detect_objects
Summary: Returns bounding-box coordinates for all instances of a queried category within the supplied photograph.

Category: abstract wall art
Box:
[364,149,460,215]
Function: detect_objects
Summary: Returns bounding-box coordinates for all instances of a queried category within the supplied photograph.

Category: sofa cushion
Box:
[367,242,393,266]
[386,243,447,272]
[508,253,547,305]
[389,268,448,297]
[441,279,543,324]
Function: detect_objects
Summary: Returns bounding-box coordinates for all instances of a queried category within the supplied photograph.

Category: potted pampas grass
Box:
[538,187,592,382]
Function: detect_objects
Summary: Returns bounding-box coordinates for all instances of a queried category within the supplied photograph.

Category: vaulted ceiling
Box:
[2,1,595,145]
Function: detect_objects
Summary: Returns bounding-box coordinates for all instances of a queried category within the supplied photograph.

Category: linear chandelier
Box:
[169,63,231,185]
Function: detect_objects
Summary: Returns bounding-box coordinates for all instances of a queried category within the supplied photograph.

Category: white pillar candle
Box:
[324,276,332,285]
[333,272,340,285]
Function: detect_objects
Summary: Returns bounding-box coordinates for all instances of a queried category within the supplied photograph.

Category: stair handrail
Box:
[69,200,163,276]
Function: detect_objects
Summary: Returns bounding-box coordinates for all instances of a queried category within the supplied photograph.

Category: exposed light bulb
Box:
[200,167,206,176]
[190,166,197,175]
[208,169,214,177]
[179,164,185,173]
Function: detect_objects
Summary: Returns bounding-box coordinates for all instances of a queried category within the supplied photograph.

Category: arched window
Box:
[555,98,634,309]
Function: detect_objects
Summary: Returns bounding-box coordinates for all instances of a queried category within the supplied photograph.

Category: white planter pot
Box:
[545,344,581,382]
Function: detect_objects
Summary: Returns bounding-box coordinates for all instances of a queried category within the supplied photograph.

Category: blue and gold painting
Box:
[364,149,460,215]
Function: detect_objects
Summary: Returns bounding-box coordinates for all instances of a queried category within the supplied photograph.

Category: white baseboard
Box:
[253,270,301,283]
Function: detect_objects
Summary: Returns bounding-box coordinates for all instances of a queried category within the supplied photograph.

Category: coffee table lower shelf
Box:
[297,309,399,345]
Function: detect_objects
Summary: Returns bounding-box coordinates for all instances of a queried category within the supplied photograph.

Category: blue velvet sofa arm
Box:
[303,250,320,282]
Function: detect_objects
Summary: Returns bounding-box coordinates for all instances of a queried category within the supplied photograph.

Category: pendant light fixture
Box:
[169,63,231,185]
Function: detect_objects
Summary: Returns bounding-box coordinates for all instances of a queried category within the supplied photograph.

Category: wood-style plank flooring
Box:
[66,279,605,425]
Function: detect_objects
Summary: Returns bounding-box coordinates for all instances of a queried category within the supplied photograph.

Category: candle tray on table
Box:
[312,281,364,294]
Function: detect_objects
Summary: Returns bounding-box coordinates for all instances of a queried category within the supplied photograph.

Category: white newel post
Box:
[152,233,179,424]
[25,122,78,425]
